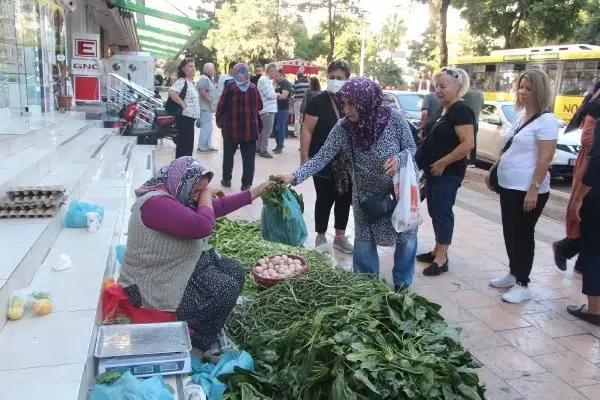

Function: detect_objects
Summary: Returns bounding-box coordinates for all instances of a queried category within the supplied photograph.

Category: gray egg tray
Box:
[0,186,66,218]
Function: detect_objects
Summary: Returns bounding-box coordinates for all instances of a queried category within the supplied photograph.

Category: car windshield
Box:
[395,94,423,112]
[501,104,517,124]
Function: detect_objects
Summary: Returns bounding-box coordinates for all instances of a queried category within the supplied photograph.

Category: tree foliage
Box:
[454,0,586,49]
[205,0,295,66]
[414,0,452,67]
[371,58,405,88]
[291,17,329,61]
[575,0,600,45]
[297,0,362,62]
[407,21,439,73]
[379,13,407,57]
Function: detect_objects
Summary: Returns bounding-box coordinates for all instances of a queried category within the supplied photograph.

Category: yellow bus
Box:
[450,44,600,121]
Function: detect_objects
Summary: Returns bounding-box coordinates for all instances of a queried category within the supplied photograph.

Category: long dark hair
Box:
[177,58,195,78]
[309,76,321,91]
[565,78,600,133]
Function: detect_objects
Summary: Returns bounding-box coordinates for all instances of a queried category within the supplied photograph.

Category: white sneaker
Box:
[501,283,532,304]
[489,274,516,288]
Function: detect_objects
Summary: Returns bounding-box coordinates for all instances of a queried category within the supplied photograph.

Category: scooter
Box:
[119,92,178,145]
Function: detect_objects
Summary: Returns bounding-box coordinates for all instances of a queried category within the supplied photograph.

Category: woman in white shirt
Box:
[168,58,201,158]
[486,69,558,304]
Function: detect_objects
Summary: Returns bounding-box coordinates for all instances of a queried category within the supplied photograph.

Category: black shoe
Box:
[259,151,273,159]
[221,180,231,188]
[416,251,435,263]
[552,242,567,271]
[273,148,283,154]
[423,261,449,276]
[241,185,250,191]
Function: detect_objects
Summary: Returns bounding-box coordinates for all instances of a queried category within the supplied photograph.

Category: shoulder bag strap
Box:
[500,112,546,155]
[180,80,188,101]
[328,93,341,120]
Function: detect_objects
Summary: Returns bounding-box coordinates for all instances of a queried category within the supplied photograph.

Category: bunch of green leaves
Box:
[260,176,304,220]
[212,219,485,399]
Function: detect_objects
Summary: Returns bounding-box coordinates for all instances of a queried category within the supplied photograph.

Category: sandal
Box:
[567,304,600,326]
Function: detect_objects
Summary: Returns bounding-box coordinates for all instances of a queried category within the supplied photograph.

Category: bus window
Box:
[559,61,600,96]
[472,64,496,92]
[496,63,526,93]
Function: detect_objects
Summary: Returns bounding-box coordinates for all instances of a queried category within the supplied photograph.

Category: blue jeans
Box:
[197,110,214,150]
[353,236,418,287]
[274,109,289,150]
[425,173,461,245]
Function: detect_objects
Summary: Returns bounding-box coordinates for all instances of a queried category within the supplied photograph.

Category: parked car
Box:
[477,101,580,178]
[382,91,424,128]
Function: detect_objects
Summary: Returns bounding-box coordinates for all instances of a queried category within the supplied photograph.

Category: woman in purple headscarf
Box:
[119,156,273,350]
[280,77,418,290]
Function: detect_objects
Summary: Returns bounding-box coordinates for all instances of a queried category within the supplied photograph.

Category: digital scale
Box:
[95,322,192,378]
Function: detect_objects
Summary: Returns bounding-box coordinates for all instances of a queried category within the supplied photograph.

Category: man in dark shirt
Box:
[250,63,263,86]
[293,71,310,137]
[420,84,442,140]
[462,79,485,165]
[273,68,293,154]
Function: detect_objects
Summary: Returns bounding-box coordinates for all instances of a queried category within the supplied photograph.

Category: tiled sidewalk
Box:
[154,126,600,400]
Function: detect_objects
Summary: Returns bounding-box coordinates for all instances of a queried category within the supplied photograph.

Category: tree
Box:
[414,0,452,67]
[379,13,407,58]
[575,0,600,45]
[291,17,329,61]
[454,0,586,49]
[297,0,361,63]
[205,0,295,66]
[407,21,439,73]
[371,58,405,88]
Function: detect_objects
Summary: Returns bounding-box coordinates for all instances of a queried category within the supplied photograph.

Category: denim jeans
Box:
[353,236,417,287]
[425,173,461,245]
[197,110,214,150]
[274,109,289,150]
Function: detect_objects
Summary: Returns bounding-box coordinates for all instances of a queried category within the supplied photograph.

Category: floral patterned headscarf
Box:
[338,77,392,150]
[135,156,214,208]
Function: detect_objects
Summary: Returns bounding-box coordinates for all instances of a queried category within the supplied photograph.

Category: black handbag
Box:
[489,112,545,193]
[164,80,188,116]
[349,141,397,224]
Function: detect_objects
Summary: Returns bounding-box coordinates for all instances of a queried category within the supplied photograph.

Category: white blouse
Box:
[170,78,201,119]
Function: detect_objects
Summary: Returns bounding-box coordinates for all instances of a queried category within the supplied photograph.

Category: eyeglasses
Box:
[441,68,459,79]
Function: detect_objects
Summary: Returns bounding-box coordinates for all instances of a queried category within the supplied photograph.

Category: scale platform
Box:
[95,321,192,378]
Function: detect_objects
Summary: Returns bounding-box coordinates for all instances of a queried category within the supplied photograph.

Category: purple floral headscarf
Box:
[135,156,214,208]
[338,77,392,150]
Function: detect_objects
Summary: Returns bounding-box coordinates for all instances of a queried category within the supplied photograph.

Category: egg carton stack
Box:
[0,186,67,218]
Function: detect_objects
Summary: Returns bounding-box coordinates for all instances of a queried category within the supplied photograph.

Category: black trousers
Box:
[222,140,256,188]
[500,187,549,286]
[175,115,196,159]
[313,174,352,234]
[580,194,600,296]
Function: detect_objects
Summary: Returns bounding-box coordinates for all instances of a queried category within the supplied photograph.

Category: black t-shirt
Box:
[276,79,294,110]
[305,91,341,157]
[250,74,261,85]
[418,100,475,178]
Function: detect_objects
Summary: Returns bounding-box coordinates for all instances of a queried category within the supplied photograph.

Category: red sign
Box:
[75,39,98,58]
[74,76,100,102]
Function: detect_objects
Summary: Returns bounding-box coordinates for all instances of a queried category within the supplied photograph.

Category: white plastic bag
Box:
[392,157,423,232]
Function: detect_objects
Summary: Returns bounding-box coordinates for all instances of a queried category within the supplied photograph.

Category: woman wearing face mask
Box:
[280,77,418,290]
[415,68,475,277]
[299,60,353,253]
[487,69,558,304]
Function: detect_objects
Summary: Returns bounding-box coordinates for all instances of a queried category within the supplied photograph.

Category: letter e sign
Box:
[75,39,98,58]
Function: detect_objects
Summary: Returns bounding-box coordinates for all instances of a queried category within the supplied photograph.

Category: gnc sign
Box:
[71,59,100,76]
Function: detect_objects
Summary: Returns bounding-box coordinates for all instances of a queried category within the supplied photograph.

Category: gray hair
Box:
[266,63,278,72]
[203,63,215,74]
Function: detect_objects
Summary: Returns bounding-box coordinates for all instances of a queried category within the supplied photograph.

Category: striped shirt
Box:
[216,82,263,143]
[294,77,309,100]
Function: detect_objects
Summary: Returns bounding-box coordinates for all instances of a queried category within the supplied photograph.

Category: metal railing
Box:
[104,73,164,130]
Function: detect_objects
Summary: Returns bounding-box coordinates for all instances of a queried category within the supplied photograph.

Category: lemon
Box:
[7,307,24,320]
[33,299,53,316]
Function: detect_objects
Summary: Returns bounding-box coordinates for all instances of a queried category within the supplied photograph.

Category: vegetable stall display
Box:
[210,219,485,400]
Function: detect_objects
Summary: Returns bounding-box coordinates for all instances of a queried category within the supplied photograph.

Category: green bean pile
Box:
[212,219,485,400]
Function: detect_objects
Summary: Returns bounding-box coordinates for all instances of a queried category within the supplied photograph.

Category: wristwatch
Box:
[531,181,541,190]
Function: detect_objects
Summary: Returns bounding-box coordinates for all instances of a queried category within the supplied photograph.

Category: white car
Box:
[477,101,580,178]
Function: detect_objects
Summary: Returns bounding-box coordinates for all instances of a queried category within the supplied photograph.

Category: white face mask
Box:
[327,79,346,94]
